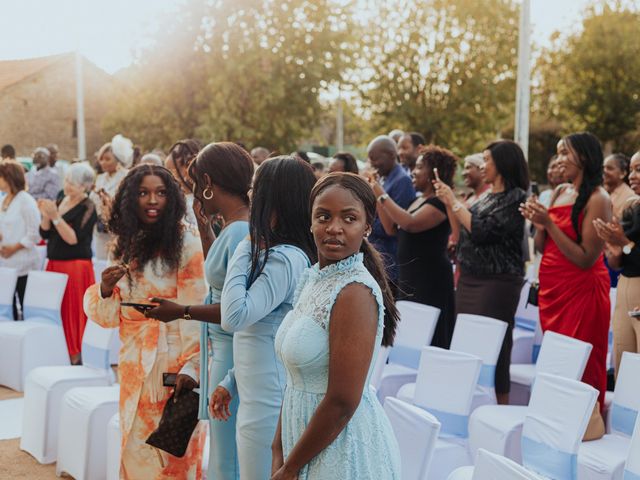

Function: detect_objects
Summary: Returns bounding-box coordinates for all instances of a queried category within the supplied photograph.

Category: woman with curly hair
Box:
[522,132,611,439]
[83,164,207,479]
[368,145,457,349]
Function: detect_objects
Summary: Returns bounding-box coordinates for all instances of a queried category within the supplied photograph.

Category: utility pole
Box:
[514,0,531,159]
[75,51,86,161]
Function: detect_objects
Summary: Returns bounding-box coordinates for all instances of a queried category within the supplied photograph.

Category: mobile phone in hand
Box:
[531,182,539,197]
[163,372,177,387]
[120,302,157,312]
[629,310,640,318]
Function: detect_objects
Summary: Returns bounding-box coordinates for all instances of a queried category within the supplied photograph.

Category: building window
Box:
[72,120,77,138]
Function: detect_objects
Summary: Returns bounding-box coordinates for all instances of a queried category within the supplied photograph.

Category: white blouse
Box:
[0,191,42,276]
[90,166,129,219]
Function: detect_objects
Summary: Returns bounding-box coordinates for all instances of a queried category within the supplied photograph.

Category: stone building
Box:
[0,53,112,161]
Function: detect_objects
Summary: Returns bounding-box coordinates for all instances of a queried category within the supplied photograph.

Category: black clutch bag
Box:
[146,390,200,457]
[527,281,539,307]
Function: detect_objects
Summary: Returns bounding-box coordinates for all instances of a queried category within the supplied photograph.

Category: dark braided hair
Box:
[563,132,604,243]
[168,139,202,191]
[108,165,186,282]
[310,173,399,347]
[248,156,317,285]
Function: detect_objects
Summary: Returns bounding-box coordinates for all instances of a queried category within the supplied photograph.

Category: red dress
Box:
[539,204,610,410]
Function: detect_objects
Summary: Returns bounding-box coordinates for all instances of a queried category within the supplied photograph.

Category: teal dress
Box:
[219,239,310,479]
[275,254,401,479]
[199,220,248,480]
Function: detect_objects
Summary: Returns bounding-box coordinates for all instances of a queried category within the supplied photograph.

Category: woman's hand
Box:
[433,178,456,207]
[100,265,127,297]
[38,199,58,220]
[271,465,298,480]
[145,298,184,322]
[173,374,198,402]
[209,386,232,421]
[593,218,629,247]
[271,446,284,476]
[520,197,551,230]
[0,243,21,258]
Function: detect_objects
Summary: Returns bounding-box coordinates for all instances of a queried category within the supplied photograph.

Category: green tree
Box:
[535,2,640,150]
[355,0,520,156]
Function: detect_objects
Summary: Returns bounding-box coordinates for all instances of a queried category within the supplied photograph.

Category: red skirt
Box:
[46,259,95,357]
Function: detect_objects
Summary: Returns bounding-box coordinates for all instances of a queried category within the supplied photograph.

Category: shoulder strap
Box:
[549,184,568,207]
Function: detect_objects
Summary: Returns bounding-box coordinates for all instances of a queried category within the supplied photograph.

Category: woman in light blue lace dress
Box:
[272,173,401,479]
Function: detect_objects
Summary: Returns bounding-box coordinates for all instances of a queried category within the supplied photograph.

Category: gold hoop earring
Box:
[203,188,213,200]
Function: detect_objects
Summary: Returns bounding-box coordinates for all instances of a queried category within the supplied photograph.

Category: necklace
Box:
[223,204,250,227]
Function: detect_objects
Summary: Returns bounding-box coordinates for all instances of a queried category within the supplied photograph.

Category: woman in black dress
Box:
[369,145,457,348]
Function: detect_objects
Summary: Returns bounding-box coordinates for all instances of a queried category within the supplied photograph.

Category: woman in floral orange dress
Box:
[84,165,206,479]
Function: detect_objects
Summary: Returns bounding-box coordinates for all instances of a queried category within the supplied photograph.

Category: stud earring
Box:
[310,227,314,233]
[203,188,213,200]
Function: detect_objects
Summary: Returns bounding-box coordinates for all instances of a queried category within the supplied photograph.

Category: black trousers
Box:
[456,271,523,394]
[12,275,28,320]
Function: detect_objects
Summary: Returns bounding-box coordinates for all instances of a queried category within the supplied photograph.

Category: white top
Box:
[0,191,42,276]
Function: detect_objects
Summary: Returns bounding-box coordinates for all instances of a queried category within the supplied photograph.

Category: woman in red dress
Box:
[521,132,611,438]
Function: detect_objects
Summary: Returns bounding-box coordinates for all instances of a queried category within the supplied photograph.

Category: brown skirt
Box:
[456,272,523,394]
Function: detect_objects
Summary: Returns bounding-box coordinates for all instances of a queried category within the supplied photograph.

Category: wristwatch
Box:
[452,202,464,212]
[183,306,192,320]
[623,242,635,255]
[378,193,389,203]
[52,217,61,226]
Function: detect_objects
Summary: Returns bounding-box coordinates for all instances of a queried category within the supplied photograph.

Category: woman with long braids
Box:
[148,142,254,479]
[272,173,400,480]
[521,132,611,439]
[205,156,316,479]
[164,139,203,230]
[83,164,207,478]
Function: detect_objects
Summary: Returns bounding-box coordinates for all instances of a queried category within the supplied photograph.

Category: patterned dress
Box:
[84,230,206,479]
[275,253,401,479]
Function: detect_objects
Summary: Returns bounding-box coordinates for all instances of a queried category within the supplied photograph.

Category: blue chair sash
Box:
[426,407,469,438]
[522,436,577,480]
[611,403,638,437]
[388,345,421,369]
[0,303,12,320]
[624,469,640,480]
[515,317,537,331]
[23,306,61,326]
[477,364,496,388]
[81,342,110,370]
[532,343,541,363]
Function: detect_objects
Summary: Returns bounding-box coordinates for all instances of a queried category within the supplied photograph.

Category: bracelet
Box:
[52,217,61,226]
[452,202,463,212]
[377,193,389,204]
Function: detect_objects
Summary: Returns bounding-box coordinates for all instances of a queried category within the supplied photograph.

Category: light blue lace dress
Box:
[275,253,401,479]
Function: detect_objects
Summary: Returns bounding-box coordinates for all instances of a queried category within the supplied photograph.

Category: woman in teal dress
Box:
[272,173,401,479]
[147,142,254,479]
[210,156,317,479]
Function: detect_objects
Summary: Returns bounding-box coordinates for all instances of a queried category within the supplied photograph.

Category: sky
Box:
[0,0,593,74]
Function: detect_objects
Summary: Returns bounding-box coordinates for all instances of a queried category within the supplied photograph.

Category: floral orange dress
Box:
[84,230,207,479]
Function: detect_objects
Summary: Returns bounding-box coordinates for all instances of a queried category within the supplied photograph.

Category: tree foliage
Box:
[535,2,640,149]
[354,0,520,156]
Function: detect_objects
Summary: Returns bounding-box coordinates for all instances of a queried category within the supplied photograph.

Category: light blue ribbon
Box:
[611,403,638,437]
[532,344,541,363]
[81,342,110,370]
[388,345,421,369]
[0,303,13,321]
[425,407,469,438]
[624,469,640,480]
[23,306,61,326]
[515,317,537,331]
[522,436,577,480]
[477,364,496,388]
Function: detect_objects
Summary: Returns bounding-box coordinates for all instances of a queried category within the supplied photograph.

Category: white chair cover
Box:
[20,320,116,463]
[56,385,120,480]
[510,330,592,405]
[511,327,535,365]
[412,347,482,480]
[624,416,640,479]
[521,373,597,480]
[376,301,440,401]
[577,352,640,480]
[469,332,594,463]
[106,413,121,480]
[0,271,69,391]
[0,267,18,321]
[385,397,441,480]
[448,448,544,480]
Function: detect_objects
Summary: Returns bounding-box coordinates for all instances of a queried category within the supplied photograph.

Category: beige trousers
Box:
[613,275,640,376]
